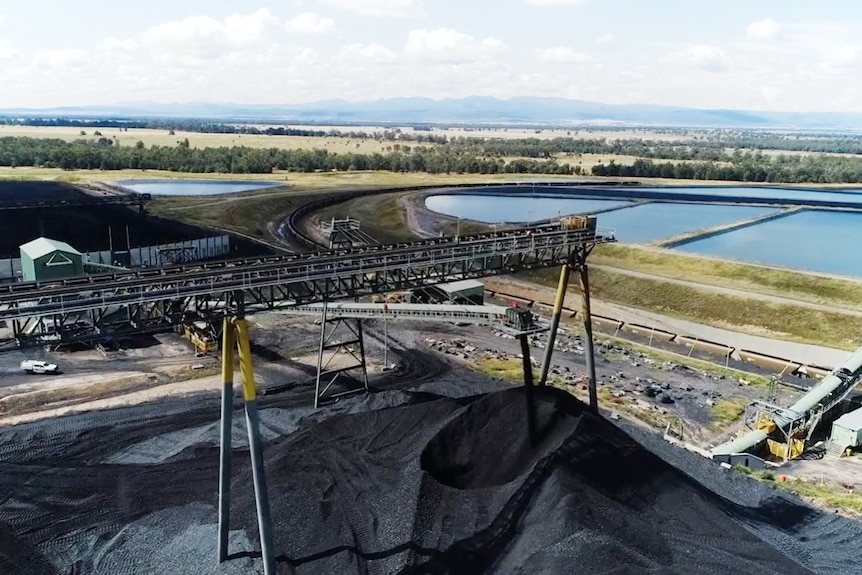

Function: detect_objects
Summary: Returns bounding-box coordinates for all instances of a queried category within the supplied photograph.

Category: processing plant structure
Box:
[711,345,862,464]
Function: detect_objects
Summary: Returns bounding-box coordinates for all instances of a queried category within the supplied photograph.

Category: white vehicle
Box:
[20,360,59,374]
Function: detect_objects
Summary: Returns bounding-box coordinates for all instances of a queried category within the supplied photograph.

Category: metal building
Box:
[437,279,485,305]
[19,237,84,282]
[830,407,862,451]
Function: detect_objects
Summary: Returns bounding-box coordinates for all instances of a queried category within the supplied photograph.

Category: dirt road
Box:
[485,276,852,368]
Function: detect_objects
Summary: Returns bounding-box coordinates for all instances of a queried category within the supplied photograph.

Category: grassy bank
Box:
[526,267,862,350]
[592,244,862,310]
[736,466,862,516]
[313,192,411,244]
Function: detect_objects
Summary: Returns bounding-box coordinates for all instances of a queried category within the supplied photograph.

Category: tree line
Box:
[0,137,574,175]
[591,154,862,184]
[6,134,862,182]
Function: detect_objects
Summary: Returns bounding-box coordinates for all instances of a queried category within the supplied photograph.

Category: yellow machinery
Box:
[371,290,414,304]
[560,215,597,231]
[182,321,217,354]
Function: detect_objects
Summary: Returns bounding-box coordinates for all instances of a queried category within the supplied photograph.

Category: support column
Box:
[217,317,235,563]
[538,264,571,386]
[579,264,599,414]
[314,301,329,410]
[519,334,537,446]
[235,319,276,575]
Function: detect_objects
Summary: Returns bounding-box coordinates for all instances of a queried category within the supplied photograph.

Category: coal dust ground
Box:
[1,365,862,574]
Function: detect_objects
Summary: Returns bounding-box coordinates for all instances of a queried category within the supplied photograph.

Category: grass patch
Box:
[473,357,538,381]
[710,398,748,426]
[526,267,862,350]
[313,192,412,244]
[734,465,862,514]
[149,188,316,239]
[592,244,862,311]
[775,478,862,515]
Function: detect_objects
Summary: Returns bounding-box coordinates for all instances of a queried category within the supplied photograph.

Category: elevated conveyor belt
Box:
[0,219,613,347]
[278,302,511,325]
[712,343,862,457]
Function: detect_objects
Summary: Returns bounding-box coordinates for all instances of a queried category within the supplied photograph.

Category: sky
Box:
[1,0,862,112]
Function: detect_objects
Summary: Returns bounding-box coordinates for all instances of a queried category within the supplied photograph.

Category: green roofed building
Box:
[19,237,84,282]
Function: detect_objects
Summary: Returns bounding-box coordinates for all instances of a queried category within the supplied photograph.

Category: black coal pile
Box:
[1,386,861,574]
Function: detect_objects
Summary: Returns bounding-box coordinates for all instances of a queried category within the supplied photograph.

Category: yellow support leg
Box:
[539,264,571,386]
[216,317,275,574]
[217,318,235,562]
[233,318,275,574]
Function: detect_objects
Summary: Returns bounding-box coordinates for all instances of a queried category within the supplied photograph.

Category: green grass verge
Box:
[776,479,862,514]
[710,398,748,426]
[526,267,862,350]
[736,466,862,515]
[592,244,862,311]
[313,192,412,244]
[474,357,540,381]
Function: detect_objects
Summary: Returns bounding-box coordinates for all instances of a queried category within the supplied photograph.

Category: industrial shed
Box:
[19,237,84,282]
[830,407,862,450]
[437,279,485,305]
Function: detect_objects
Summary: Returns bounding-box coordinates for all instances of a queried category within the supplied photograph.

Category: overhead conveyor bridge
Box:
[278,302,512,325]
[0,220,613,347]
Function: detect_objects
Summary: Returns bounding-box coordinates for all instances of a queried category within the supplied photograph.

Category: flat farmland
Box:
[0,125,435,153]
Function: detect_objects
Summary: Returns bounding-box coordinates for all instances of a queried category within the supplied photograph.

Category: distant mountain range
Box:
[3,96,862,130]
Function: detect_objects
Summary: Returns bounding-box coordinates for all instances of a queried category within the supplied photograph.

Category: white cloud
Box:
[0,39,14,60]
[142,8,283,54]
[100,37,137,51]
[526,0,590,5]
[335,43,398,64]
[595,33,615,44]
[746,18,781,40]
[406,28,507,62]
[318,0,425,18]
[0,14,5,28]
[286,13,335,35]
[681,44,730,72]
[537,47,590,63]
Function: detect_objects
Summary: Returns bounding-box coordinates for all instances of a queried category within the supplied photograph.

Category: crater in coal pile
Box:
[420,386,584,489]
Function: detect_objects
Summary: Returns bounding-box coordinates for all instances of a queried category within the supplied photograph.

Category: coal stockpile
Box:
[0,386,861,574]
[0,181,87,205]
[0,181,266,258]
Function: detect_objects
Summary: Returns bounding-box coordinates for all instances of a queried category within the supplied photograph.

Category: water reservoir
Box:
[116,179,281,196]
[424,195,631,223]
[596,203,777,243]
[677,210,862,277]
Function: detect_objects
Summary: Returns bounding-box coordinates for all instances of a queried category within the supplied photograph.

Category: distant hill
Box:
[3,96,862,130]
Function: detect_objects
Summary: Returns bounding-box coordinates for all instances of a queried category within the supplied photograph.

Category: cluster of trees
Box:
[445,136,729,162]
[591,154,862,184]
[0,137,574,175]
